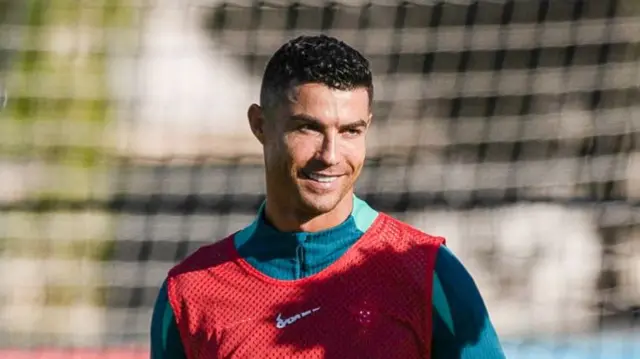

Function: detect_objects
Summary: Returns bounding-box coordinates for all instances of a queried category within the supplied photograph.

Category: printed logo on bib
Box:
[275,307,321,329]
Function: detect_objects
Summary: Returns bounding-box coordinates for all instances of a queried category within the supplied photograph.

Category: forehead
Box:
[286,83,370,123]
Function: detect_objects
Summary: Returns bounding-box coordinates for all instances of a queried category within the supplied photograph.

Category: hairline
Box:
[260,81,374,113]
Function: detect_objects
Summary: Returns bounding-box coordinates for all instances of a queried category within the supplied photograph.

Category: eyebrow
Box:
[290,114,369,130]
[339,119,368,131]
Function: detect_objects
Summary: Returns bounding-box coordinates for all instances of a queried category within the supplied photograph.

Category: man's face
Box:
[255,83,371,217]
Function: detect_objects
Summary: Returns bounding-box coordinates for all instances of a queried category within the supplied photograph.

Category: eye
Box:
[296,122,324,134]
[298,124,314,132]
[343,127,363,137]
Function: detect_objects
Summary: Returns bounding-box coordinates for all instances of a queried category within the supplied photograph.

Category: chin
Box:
[298,192,344,215]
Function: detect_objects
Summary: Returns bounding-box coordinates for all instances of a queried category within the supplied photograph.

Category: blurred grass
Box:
[0,0,133,342]
[2,0,123,199]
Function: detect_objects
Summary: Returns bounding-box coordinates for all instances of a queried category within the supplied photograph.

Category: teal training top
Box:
[151,197,505,358]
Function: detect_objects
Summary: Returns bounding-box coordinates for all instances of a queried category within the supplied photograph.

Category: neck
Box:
[264,193,353,233]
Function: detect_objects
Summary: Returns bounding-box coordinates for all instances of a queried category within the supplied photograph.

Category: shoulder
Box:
[432,245,490,331]
[371,214,446,279]
[433,246,480,304]
[377,213,446,248]
[433,246,480,297]
[431,246,506,357]
[168,234,237,279]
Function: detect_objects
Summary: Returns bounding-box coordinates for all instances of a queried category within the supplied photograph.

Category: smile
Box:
[301,170,341,183]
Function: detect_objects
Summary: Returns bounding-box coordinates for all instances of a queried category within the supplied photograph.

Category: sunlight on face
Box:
[264,83,371,217]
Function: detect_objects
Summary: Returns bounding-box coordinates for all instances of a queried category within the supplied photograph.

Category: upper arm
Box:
[431,246,505,359]
[150,280,188,359]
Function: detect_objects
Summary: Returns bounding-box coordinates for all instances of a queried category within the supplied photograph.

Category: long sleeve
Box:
[150,280,188,359]
[431,246,506,359]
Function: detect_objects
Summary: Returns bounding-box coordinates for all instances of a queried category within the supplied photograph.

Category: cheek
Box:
[264,140,290,172]
[342,141,366,170]
[285,135,319,166]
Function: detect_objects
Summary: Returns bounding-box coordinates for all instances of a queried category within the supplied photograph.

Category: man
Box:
[151,35,505,358]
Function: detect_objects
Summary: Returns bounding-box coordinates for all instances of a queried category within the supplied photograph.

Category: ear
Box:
[247,104,265,144]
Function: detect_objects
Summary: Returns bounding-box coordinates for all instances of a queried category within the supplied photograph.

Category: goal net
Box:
[0,0,638,357]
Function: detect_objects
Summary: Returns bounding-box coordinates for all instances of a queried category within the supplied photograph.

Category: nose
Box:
[317,132,339,166]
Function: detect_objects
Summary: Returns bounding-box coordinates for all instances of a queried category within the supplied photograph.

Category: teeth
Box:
[306,172,337,183]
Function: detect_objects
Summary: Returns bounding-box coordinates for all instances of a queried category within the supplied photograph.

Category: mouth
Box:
[300,169,342,184]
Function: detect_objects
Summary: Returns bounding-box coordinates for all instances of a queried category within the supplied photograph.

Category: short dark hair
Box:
[259,35,373,110]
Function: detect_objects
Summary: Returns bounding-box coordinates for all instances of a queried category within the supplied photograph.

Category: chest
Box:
[179,265,430,359]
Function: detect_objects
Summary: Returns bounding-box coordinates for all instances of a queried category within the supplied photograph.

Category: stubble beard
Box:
[299,176,353,215]
[266,165,352,220]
